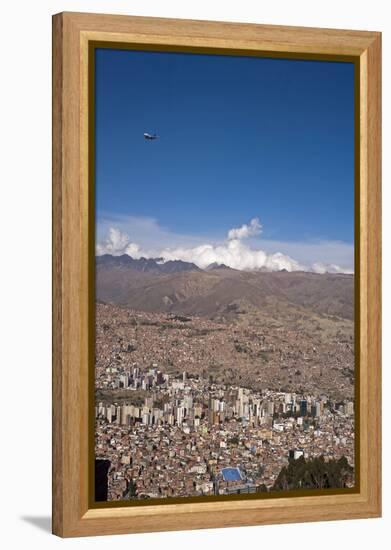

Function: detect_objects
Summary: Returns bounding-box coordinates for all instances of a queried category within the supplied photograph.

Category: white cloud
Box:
[157,239,303,271]
[96,217,355,273]
[97,213,204,251]
[96,227,142,258]
[252,238,354,272]
[227,217,262,240]
[311,262,353,275]
[96,228,131,256]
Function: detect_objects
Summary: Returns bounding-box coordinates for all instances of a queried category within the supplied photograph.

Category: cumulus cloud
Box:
[97,213,204,251]
[252,238,354,273]
[311,262,353,275]
[96,228,129,255]
[157,239,303,271]
[96,217,353,274]
[96,227,141,258]
[227,217,262,240]
[97,220,304,272]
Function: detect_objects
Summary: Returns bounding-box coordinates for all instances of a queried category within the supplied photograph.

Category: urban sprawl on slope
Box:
[95,303,355,501]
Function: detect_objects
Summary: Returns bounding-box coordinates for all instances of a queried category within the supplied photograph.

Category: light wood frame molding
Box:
[52,11,381,538]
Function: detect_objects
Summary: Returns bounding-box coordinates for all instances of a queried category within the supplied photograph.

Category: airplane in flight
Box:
[144,132,159,140]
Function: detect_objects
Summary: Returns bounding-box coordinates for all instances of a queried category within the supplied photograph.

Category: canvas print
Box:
[94,48,356,502]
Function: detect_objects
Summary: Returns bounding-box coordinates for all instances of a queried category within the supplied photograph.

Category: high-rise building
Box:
[267,401,274,416]
[145,396,154,409]
[176,406,185,425]
[184,394,193,410]
[345,401,354,415]
[115,405,121,424]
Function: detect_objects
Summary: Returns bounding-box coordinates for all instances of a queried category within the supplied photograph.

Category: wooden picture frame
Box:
[52,11,381,537]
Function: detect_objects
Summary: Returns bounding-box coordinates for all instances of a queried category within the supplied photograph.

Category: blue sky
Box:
[95,48,355,272]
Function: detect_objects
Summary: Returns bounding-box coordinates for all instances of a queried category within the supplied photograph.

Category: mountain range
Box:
[96,253,201,274]
[96,254,354,321]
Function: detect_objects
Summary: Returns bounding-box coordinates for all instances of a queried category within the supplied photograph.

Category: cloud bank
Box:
[158,239,303,271]
[96,217,353,274]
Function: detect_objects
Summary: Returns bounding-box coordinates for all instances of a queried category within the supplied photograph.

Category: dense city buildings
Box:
[95,300,355,501]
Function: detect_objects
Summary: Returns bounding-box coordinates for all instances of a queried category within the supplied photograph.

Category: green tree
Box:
[272,456,353,491]
[128,479,138,498]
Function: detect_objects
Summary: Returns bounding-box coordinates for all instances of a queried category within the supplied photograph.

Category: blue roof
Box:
[222,467,243,482]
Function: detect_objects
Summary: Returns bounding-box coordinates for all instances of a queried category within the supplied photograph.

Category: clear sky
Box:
[95,48,355,272]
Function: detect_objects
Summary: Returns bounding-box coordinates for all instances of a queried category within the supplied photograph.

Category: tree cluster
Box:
[272,455,353,491]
